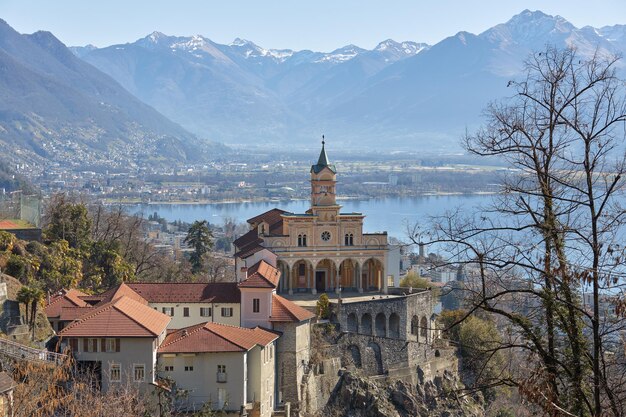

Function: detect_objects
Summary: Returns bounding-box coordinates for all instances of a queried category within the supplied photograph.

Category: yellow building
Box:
[234,141,391,295]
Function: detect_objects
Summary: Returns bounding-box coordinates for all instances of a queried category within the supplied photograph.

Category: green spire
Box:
[311,135,336,174]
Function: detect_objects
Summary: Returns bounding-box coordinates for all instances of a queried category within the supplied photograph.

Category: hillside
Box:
[0,19,218,168]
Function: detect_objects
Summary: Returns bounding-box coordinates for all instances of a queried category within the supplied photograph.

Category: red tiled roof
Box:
[127,282,240,304]
[45,289,89,318]
[234,240,265,259]
[95,283,148,306]
[246,208,288,227]
[238,260,280,289]
[270,294,315,323]
[233,229,260,250]
[59,306,93,321]
[158,322,279,353]
[59,295,170,338]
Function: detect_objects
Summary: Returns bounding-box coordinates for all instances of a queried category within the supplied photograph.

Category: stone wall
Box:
[274,321,311,409]
[336,290,435,343]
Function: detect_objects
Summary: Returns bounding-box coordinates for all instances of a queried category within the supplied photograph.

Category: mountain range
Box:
[70,10,626,150]
[0,18,215,167]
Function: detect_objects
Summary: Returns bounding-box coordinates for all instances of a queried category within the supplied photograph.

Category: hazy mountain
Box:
[72,10,626,150]
[0,19,213,166]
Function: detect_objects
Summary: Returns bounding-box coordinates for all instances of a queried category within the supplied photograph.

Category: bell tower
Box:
[310,136,337,207]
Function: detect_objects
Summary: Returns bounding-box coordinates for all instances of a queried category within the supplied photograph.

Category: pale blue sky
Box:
[1,0,624,51]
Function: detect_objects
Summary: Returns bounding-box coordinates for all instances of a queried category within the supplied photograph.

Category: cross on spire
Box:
[322,134,325,146]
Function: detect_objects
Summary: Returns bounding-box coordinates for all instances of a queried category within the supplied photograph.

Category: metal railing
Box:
[0,337,68,366]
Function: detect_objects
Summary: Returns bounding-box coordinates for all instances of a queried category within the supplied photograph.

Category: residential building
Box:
[158,322,278,416]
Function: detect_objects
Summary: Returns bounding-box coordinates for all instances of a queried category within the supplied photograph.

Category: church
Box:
[234,140,399,295]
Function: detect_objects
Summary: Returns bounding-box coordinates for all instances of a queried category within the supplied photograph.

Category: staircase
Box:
[0,336,67,366]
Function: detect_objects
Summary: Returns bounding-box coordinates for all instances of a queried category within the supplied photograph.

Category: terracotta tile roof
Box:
[95,283,148,306]
[59,295,170,338]
[233,239,265,259]
[158,322,279,353]
[233,229,260,250]
[127,282,240,304]
[45,289,89,318]
[246,208,288,227]
[270,294,315,323]
[59,306,93,321]
[238,260,280,289]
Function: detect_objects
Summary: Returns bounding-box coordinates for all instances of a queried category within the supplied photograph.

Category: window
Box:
[253,298,260,313]
[298,263,306,276]
[162,356,174,372]
[183,307,189,317]
[217,364,227,382]
[221,307,233,317]
[110,363,121,382]
[298,234,308,247]
[133,364,145,382]
[200,307,212,317]
[83,338,99,352]
[69,338,78,353]
[162,307,174,316]
[184,356,194,372]
[345,233,354,246]
[321,231,331,241]
[105,338,120,353]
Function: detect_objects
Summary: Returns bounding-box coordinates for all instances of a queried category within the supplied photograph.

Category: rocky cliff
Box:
[319,370,484,417]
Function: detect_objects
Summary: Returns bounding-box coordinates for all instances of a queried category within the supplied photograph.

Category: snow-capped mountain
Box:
[70,10,626,149]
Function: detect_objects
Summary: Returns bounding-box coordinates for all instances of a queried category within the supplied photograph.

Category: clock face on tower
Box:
[321,231,331,242]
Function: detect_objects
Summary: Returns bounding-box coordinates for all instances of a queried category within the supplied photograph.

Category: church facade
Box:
[234,142,398,295]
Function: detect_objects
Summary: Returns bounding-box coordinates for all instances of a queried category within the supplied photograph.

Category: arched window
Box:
[361,313,372,335]
[298,263,306,276]
[375,313,386,337]
[389,313,400,338]
[349,234,354,246]
[344,234,349,245]
[420,316,428,342]
[411,316,419,336]
[347,313,358,332]
[302,235,307,246]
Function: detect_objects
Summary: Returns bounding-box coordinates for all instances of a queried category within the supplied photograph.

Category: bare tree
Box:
[415,47,626,416]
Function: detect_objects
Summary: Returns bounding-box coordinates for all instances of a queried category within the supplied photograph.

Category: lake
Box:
[128,194,491,240]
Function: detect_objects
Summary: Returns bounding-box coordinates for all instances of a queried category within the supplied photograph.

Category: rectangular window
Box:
[200,307,212,317]
[69,338,78,353]
[217,364,227,382]
[183,307,189,317]
[221,307,233,317]
[105,338,118,353]
[162,307,174,316]
[184,356,194,372]
[110,363,121,382]
[86,338,98,353]
[253,298,260,313]
[133,364,145,382]
[162,356,174,372]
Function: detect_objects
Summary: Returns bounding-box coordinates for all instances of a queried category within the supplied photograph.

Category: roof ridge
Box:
[159,322,207,348]
[59,301,115,333]
[111,297,166,337]
[204,323,250,350]
[273,294,297,320]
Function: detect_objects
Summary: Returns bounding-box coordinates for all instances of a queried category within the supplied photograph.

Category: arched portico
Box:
[362,258,386,293]
[338,258,360,292]
[315,258,338,293]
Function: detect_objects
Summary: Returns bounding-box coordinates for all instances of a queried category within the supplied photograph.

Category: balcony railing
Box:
[216,372,227,383]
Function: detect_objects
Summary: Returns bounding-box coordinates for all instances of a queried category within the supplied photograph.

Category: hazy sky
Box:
[1,0,624,51]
